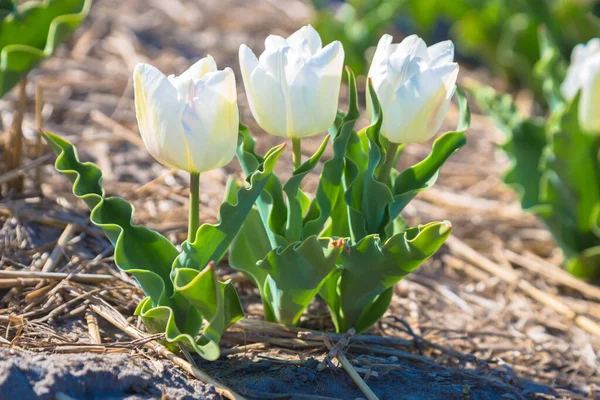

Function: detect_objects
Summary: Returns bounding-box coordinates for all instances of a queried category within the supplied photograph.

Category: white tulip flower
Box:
[561,38,600,133]
[239,25,345,139]
[367,34,459,144]
[133,56,239,173]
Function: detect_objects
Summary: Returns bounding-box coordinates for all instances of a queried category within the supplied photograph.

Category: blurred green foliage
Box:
[0,0,91,97]
[468,29,600,281]
[310,0,599,85]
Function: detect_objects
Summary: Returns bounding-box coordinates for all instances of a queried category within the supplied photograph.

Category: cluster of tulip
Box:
[43,25,469,359]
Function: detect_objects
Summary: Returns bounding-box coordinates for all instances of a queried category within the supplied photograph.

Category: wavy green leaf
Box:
[174,141,285,271]
[0,0,91,96]
[320,221,453,333]
[43,131,258,360]
[234,235,343,325]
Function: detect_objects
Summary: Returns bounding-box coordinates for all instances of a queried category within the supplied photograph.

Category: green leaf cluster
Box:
[467,29,600,281]
[230,67,469,333]
[42,131,285,360]
[0,0,91,97]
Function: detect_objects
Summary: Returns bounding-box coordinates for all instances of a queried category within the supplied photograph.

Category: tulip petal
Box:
[133,63,189,170]
[265,35,287,50]
[288,41,344,138]
[395,34,429,61]
[428,40,454,67]
[183,68,238,172]
[178,56,217,82]
[384,67,451,143]
[579,54,600,133]
[240,45,288,137]
[562,38,600,100]
[250,66,288,137]
[287,24,322,56]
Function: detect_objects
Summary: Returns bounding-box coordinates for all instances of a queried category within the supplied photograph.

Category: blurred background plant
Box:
[467,29,600,281]
[0,0,90,194]
[310,0,599,88]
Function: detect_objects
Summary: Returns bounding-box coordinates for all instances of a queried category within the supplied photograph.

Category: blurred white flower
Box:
[367,34,459,143]
[561,38,600,133]
[239,25,344,139]
[133,56,239,173]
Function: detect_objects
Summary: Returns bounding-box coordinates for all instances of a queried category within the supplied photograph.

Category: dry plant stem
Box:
[188,172,200,242]
[3,77,27,193]
[504,249,600,302]
[377,142,399,183]
[89,300,247,400]
[323,330,379,400]
[35,83,44,190]
[292,138,301,170]
[0,153,53,186]
[86,311,101,344]
[42,223,77,272]
[0,270,113,284]
[446,236,600,337]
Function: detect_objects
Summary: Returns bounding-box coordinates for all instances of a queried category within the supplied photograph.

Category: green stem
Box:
[292,138,302,170]
[377,142,400,184]
[188,172,200,243]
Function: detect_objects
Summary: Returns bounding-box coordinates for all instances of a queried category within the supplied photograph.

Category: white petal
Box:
[383,67,450,143]
[177,56,217,83]
[368,34,395,80]
[579,54,600,133]
[183,68,238,172]
[287,24,322,55]
[288,41,344,138]
[250,66,288,137]
[265,35,287,50]
[395,34,429,61]
[563,38,600,100]
[428,40,455,67]
[133,63,189,170]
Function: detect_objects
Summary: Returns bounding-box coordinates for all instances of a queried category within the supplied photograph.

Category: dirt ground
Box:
[1,0,600,399]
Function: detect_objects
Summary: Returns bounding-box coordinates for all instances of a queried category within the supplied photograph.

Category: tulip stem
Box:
[378,142,400,184]
[292,138,302,170]
[188,172,200,243]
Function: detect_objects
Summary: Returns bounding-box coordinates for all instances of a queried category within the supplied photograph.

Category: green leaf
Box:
[174,141,285,270]
[533,25,567,112]
[0,0,91,96]
[43,131,247,360]
[344,79,394,240]
[537,97,600,272]
[236,123,288,248]
[42,131,177,307]
[389,87,469,220]
[320,221,453,333]
[229,206,276,321]
[256,236,344,325]
[282,135,330,242]
[303,67,360,239]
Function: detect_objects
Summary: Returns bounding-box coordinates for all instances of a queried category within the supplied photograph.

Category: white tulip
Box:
[561,38,600,133]
[133,56,239,173]
[367,34,459,144]
[239,25,345,139]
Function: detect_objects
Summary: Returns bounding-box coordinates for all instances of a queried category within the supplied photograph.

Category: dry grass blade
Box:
[42,223,77,272]
[446,236,600,337]
[89,299,247,400]
[0,153,54,186]
[0,270,113,284]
